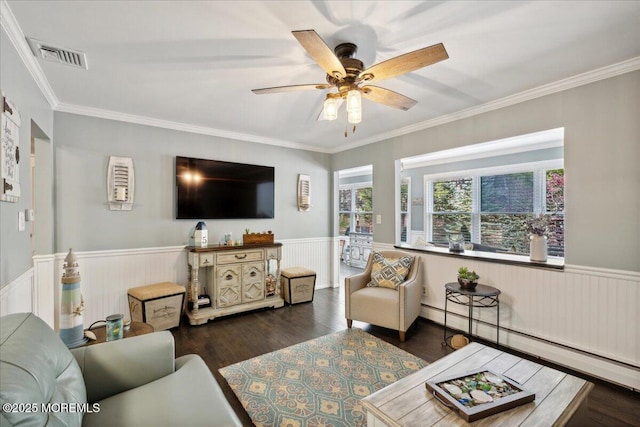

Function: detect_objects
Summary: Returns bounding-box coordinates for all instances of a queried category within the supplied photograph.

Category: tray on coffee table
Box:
[426,369,535,422]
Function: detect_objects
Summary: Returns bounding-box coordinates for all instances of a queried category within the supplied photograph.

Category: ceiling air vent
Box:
[27,38,88,69]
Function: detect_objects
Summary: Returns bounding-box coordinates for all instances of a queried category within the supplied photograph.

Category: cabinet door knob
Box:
[250,271,257,277]
[226,274,233,280]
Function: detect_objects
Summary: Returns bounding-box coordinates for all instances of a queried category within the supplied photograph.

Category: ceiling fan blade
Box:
[292,30,346,80]
[361,86,417,110]
[358,43,448,84]
[252,84,331,94]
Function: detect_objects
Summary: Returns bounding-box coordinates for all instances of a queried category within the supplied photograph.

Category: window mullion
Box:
[471,176,481,243]
[533,169,543,215]
[425,178,433,242]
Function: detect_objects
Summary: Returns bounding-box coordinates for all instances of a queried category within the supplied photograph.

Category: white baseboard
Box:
[421,305,639,390]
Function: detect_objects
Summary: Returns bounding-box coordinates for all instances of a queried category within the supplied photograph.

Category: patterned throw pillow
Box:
[366,252,414,290]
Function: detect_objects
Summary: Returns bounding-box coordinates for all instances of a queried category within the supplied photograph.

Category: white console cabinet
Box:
[186,243,283,325]
[349,232,373,269]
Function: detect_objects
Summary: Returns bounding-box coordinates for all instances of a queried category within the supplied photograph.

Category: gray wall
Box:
[1,28,54,287]
[333,71,640,272]
[53,112,331,251]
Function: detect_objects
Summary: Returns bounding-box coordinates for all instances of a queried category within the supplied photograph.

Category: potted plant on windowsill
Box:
[524,215,550,262]
[457,267,479,290]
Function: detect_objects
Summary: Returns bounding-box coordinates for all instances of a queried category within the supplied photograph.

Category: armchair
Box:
[345,250,423,342]
[0,313,241,427]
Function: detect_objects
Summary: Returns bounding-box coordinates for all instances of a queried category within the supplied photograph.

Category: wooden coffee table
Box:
[361,342,593,426]
[84,321,154,346]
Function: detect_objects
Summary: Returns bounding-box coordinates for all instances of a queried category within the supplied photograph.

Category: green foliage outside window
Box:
[339,185,374,235]
[428,168,564,256]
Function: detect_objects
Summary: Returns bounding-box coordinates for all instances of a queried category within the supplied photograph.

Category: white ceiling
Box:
[4,1,640,153]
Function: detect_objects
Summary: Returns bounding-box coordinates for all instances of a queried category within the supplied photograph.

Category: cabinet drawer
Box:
[198,253,214,267]
[350,234,373,245]
[190,252,214,268]
[216,250,263,264]
[265,247,281,260]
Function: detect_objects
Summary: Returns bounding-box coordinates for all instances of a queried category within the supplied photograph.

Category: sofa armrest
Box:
[82,354,242,427]
[70,331,175,402]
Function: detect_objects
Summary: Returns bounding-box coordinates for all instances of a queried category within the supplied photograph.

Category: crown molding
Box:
[1,0,58,109]
[329,56,640,154]
[55,102,331,153]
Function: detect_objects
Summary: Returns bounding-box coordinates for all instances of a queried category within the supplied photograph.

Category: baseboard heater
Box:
[422,303,639,372]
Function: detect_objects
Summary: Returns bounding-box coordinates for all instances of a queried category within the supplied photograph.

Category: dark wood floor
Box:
[172,288,639,427]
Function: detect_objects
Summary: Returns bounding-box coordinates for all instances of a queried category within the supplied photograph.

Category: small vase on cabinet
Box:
[529,234,548,262]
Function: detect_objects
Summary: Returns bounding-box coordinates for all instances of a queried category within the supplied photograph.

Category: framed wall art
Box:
[1,91,21,202]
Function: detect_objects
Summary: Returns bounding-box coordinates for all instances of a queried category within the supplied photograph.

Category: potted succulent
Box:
[457,266,479,290]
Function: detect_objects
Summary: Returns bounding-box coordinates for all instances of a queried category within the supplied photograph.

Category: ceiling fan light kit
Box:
[346,89,362,123]
[347,106,362,125]
[323,94,339,120]
[253,29,448,135]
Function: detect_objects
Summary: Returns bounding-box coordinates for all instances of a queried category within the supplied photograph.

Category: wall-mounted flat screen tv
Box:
[175,156,274,219]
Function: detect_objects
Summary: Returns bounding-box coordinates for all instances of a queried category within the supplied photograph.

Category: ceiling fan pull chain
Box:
[353,125,357,134]
[344,125,348,138]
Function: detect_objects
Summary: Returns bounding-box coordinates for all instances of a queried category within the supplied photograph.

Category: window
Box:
[431,177,472,244]
[400,178,410,243]
[339,184,374,235]
[426,162,564,256]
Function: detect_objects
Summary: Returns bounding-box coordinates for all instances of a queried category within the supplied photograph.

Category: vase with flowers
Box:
[524,215,549,262]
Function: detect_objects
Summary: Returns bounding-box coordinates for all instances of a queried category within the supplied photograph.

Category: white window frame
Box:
[424,159,564,244]
[400,177,411,243]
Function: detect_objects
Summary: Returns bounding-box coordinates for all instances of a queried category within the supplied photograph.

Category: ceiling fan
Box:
[252,29,449,134]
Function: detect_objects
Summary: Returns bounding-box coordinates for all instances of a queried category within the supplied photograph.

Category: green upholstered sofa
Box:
[0,313,241,427]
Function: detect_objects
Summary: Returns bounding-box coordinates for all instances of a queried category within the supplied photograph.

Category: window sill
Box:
[394,243,564,271]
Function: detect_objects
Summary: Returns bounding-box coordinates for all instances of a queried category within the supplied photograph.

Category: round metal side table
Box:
[443,282,501,349]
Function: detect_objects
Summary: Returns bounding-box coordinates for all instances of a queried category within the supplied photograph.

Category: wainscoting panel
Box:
[279,238,334,289]
[33,255,55,328]
[25,239,334,330]
[46,246,189,327]
[409,250,639,389]
[0,268,33,317]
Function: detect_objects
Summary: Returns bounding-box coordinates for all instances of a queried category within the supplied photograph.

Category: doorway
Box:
[30,121,54,256]
[335,165,373,285]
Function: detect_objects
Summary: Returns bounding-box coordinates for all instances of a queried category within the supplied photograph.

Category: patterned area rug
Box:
[219,328,427,427]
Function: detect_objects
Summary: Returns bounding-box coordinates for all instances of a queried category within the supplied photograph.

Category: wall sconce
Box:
[297,174,311,211]
[107,156,134,210]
